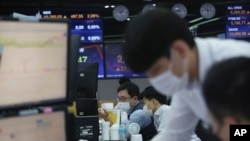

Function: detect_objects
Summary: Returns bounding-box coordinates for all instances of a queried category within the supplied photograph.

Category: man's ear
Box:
[151,98,157,105]
[171,40,189,59]
[133,96,138,101]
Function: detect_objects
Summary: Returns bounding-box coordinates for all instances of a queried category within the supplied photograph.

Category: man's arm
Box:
[128,109,152,129]
[157,106,171,132]
[151,90,200,141]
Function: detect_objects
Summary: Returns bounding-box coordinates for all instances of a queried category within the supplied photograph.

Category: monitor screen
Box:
[104,43,147,78]
[0,20,68,108]
[78,44,104,78]
[226,5,250,39]
[41,8,103,44]
[0,111,66,141]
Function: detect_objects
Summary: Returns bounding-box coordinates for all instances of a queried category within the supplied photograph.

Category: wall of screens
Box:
[76,42,147,79]
[40,8,106,79]
[37,9,146,79]
[0,8,146,79]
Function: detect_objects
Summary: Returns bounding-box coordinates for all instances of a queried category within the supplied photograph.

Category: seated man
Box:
[115,81,144,116]
[141,86,171,132]
[142,86,201,140]
[98,82,157,140]
[202,57,250,141]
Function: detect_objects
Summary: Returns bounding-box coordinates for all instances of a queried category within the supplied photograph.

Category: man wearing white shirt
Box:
[122,8,250,141]
[141,86,171,132]
[141,86,200,141]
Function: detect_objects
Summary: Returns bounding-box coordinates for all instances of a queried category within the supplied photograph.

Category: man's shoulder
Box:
[195,37,250,48]
[129,109,152,128]
[171,88,201,105]
[160,104,171,110]
[155,104,171,116]
[173,88,197,96]
[131,109,148,117]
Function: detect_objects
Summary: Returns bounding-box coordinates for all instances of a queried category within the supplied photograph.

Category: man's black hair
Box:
[122,8,195,73]
[141,86,167,104]
[117,81,140,98]
[203,57,250,123]
[119,77,131,85]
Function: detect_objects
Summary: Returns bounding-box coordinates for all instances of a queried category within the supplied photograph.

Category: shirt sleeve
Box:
[157,106,171,132]
[128,109,152,129]
[151,90,200,141]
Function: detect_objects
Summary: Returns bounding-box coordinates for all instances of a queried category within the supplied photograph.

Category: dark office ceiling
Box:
[0,0,249,41]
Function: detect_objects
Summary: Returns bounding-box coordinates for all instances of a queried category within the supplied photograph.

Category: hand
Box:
[98,108,109,120]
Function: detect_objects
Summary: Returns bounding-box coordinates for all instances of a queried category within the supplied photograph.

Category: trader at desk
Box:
[98,82,157,140]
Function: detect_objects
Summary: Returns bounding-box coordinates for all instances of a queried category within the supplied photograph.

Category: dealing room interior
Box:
[0,0,250,141]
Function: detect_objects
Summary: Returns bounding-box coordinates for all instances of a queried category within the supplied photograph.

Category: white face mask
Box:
[115,102,131,113]
[149,59,189,96]
[143,105,153,116]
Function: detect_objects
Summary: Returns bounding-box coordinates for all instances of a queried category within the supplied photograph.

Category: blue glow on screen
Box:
[104,43,146,78]
[226,5,250,39]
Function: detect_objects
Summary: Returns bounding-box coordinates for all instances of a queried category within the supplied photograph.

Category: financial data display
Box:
[0,111,66,141]
[42,9,103,43]
[226,5,250,39]
[0,21,68,108]
[105,43,146,78]
[78,44,104,78]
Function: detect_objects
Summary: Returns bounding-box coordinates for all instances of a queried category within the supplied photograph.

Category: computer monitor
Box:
[0,20,69,109]
[77,62,98,98]
[0,111,67,141]
[104,43,147,78]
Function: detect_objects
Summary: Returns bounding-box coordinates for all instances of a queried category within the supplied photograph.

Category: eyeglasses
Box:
[117,96,131,102]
